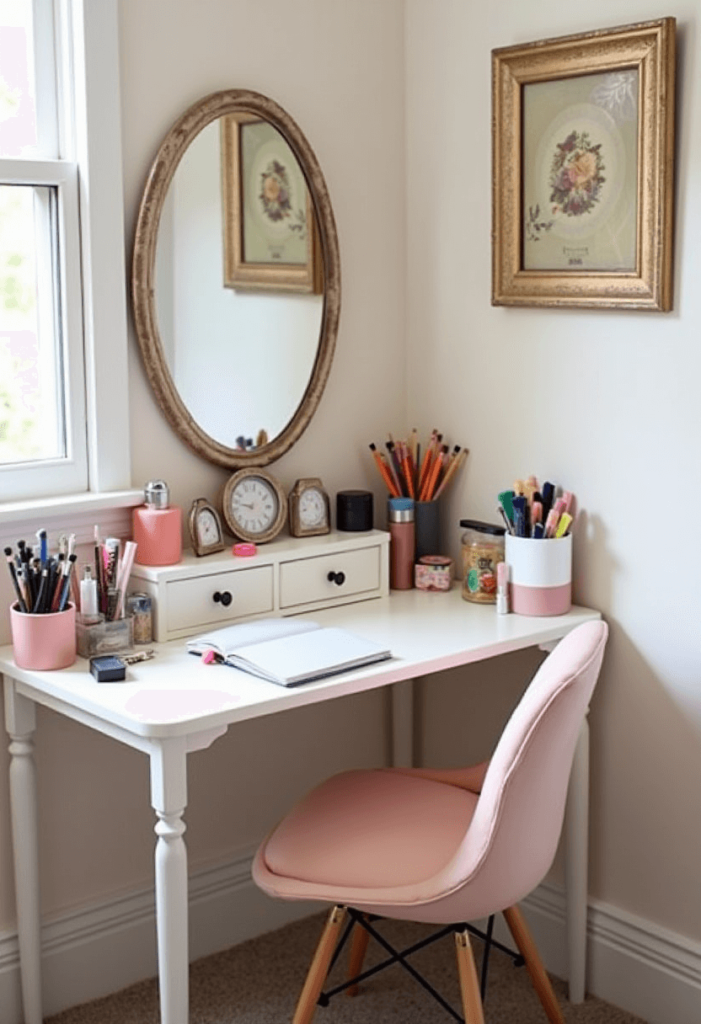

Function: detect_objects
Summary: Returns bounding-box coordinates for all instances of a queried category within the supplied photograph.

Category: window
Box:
[0,0,131,508]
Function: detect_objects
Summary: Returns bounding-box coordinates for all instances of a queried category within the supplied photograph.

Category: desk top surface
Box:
[0,588,601,740]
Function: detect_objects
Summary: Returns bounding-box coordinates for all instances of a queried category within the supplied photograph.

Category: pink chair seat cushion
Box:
[262,768,479,891]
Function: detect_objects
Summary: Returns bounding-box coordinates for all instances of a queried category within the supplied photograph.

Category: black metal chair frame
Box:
[317,907,525,1023]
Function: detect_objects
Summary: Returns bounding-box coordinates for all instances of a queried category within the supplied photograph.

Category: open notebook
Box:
[186,617,392,687]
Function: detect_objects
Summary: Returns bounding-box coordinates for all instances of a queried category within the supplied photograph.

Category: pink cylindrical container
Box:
[388,498,415,590]
[505,534,572,616]
[133,480,182,566]
[10,602,76,670]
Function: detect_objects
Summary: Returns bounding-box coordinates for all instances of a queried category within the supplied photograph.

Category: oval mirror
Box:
[132,90,340,468]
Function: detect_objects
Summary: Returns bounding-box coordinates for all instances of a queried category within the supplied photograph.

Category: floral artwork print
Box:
[549,131,605,218]
[258,159,307,239]
[259,160,292,223]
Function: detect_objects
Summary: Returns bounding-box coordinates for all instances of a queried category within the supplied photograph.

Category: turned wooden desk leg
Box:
[390,679,414,768]
[4,681,43,1024]
[150,738,189,1024]
[564,717,589,1004]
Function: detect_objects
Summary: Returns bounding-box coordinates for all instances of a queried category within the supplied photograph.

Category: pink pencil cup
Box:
[505,534,572,616]
[10,602,77,670]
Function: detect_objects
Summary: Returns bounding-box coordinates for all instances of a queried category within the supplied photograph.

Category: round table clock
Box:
[288,478,331,537]
[222,468,287,544]
[188,498,226,556]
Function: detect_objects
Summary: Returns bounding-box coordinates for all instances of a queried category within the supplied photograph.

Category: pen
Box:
[512,496,528,537]
[498,490,515,527]
[544,508,560,538]
[36,528,48,566]
[57,554,77,612]
[541,482,555,522]
[34,567,50,613]
[496,505,514,535]
[4,547,28,613]
[555,513,573,538]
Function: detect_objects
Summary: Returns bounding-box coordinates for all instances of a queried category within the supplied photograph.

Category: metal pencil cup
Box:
[414,500,441,560]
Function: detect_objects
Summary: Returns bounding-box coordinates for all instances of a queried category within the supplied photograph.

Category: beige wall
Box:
[0,0,406,930]
[406,0,701,943]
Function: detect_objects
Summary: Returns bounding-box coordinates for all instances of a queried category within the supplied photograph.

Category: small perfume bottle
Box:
[133,480,182,566]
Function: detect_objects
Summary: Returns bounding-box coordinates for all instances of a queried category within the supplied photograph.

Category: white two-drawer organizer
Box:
[129,529,390,642]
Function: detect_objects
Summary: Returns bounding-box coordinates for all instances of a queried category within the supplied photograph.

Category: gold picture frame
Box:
[492,18,675,311]
[221,113,321,293]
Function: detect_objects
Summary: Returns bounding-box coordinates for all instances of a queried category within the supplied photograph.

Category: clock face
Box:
[223,469,287,544]
[197,508,220,546]
[289,478,330,537]
[189,498,225,556]
[230,476,279,536]
[299,487,327,528]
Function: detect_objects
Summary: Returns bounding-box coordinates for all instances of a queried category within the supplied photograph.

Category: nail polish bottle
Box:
[133,480,182,566]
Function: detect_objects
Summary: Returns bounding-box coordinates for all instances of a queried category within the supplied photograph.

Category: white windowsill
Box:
[0,489,144,527]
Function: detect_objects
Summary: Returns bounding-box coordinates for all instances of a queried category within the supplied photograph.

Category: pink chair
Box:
[253,620,608,1023]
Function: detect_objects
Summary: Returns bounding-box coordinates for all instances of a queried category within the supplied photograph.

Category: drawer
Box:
[166,566,274,632]
[280,545,381,608]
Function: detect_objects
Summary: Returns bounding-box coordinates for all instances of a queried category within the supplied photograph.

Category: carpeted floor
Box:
[46,912,648,1024]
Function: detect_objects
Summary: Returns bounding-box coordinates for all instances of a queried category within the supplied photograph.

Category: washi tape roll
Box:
[233,542,257,557]
[415,555,453,591]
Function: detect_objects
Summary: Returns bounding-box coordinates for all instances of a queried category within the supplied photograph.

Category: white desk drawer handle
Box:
[213,590,233,607]
[327,571,346,586]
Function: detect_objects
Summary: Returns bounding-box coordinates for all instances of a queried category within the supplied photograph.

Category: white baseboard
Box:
[520,882,701,1024]
[1,855,699,1024]
[0,845,317,1021]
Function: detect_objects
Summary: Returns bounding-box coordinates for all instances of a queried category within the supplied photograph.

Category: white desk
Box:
[1,589,601,1024]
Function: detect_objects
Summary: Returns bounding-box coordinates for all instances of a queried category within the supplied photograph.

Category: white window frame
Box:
[0,0,139,521]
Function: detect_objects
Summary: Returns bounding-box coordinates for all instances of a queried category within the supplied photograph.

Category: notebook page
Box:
[186,618,320,656]
[231,627,391,685]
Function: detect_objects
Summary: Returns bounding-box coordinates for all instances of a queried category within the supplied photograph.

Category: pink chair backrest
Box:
[436,620,608,920]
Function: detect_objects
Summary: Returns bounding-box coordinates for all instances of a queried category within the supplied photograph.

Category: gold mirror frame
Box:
[132,89,341,468]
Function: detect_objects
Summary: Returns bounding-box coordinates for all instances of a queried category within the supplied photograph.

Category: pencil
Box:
[369,443,400,497]
[433,447,469,500]
[399,441,415,499]
[418,430,438,495]
[385,442,404,496]
[4,547,28,613]
[423,444,447,501]
[409,428,418,464]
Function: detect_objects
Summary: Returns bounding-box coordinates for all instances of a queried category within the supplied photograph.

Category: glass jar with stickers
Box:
[460,520,506,604]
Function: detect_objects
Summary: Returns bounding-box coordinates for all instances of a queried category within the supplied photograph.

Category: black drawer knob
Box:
[213,590,233,607]
[327,571,346,586]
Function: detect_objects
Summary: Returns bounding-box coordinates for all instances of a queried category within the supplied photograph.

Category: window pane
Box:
[0,183,65,465]
[0,0,38,156]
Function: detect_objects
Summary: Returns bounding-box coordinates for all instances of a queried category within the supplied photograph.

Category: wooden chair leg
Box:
[292,906,347,1024]
[346,915,371,997]
[503,905,565,1024]
[455,930,485,1024]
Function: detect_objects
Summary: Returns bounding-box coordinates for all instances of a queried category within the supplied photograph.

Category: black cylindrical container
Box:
[336,490,374,531]
[414,499,440,559]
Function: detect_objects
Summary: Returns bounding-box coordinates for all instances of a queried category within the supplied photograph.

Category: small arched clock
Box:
[223,468,288,544]
[288,477,331,537]
[188,498,225,557]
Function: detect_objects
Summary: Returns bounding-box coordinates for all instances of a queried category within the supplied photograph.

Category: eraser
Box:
[233,542,257,557]
[90,655,126,682]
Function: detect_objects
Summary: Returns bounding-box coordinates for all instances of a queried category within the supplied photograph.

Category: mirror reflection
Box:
[154,115,323,450]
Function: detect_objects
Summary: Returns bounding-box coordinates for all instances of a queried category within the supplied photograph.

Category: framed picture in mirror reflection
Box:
[221,114,322,293]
